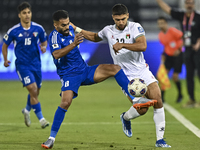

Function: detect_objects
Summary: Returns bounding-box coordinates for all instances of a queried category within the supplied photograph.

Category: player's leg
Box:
[93,64,135,100]
[194,49,200,107]
[26,83,49,128]
[42,90,73,149]
[17,69,33,127]
[173,52,183,103]
[17,69,49,128]
[184,49,196,107]
[93,64,157,137]
[172,72,182,103]
[161,55,172,103]
[145,82,170,147]
[42,75,82,149]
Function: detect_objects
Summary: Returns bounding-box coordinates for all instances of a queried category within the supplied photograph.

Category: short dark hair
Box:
[53,10,69,21]
[17,2,31,13]
[158,16,167,22]
[112,4,128,15]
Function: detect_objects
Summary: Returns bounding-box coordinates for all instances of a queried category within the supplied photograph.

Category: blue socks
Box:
[26,94,44,121]
[114,69,135,100]
[50,106,67,138]
[31,102,44,120]
[25,94,31,111]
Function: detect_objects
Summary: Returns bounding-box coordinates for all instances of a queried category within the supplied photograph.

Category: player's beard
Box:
[117,25,125,30]
[59,29,69,36]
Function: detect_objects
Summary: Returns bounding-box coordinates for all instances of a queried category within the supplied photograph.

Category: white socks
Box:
[49,136,55,142]
[154,107,165,141]
[24,108,30,114]
[123,106,140,121]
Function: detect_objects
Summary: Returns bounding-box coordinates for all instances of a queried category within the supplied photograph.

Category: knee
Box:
[152,93,163,108]
[137,107,148,115]
[29,88,38,98]
[60,99,72,110]
[113,65,121,73]
[172,74,179,82]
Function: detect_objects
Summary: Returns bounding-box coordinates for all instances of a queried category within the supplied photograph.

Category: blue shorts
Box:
[16,69,42,88]
[61,65,99,98]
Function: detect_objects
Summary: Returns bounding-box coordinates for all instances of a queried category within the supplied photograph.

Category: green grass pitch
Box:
[0,78,200,149]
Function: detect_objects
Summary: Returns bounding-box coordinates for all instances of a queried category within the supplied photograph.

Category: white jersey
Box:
[98,21,147,79]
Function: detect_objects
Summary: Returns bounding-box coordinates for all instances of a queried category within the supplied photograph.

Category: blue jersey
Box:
[3,22,47,71]
[49,26,87,78]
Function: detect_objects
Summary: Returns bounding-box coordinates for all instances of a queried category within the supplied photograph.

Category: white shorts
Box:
[126,65,157,86]
[122,65,158,98]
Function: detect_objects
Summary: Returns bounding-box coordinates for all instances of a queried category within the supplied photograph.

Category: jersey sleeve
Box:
[98,26,108,40]
[171,8,184,21]
[132,23,145,39]
[39,26,47,43]
[3,30,14,45]
[49,32,62,54]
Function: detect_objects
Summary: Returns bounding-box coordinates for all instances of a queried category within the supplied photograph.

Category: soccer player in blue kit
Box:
[41,10,157,149]
[2,2,49,128]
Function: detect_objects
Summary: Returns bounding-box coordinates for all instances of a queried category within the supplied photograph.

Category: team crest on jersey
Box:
[33,32,38,37]
[138,27,144,33]
[111,35,115,39]
[126,34,130,39]
[3,34,8,41]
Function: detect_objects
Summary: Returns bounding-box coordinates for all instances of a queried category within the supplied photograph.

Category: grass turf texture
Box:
[0,78,200,150]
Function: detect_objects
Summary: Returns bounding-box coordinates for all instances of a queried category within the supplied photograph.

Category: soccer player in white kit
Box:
[71,3,171,148]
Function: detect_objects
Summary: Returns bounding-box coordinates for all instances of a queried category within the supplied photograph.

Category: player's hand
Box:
[173,50,180,56]
[70,22,76,30]
[192,41,200,52]
[4,60,11,67]
[161,54,166,63]
[113,42,123,54]
[39,44,47,54]
[74,33,84,46]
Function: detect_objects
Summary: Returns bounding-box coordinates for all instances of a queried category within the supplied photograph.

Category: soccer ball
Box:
[128,78,147,97]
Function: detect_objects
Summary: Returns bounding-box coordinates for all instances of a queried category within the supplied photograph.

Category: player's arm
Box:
[39,41,47,54]
[193,38,200,51]
[156,0,171,15]
[70,22,102,42]
[81,30,102,42]
[52,33,84,59]
[113,35,147,53]
[2,43,11,67]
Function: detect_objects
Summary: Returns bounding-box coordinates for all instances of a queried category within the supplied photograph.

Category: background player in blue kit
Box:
[41,10,157,149]
[2,2,49,128]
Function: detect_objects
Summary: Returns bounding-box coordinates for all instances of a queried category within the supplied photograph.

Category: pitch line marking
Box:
[164,103,200,138]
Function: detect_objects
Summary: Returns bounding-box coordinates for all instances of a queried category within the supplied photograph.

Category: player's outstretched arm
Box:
[81,30,102,42]
[70,22,102,42]
[2,43,11,67]
[156,0,171,15]
[52,33,84,59]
